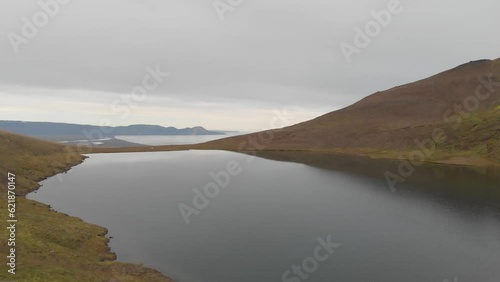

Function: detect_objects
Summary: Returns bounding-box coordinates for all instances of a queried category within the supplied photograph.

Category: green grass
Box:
[441,108,500,163]
[326,108,500,166]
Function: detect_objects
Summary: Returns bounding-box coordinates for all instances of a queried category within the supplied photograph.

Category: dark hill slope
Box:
[201,58,500,162]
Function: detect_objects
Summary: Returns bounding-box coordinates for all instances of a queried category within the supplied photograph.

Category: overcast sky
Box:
[1,0,499,131]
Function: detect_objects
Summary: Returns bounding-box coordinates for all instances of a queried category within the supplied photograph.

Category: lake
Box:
[28,150,500,282]
[115,133,244,146]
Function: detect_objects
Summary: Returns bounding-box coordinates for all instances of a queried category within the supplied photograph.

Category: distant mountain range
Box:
[0,121,224,141]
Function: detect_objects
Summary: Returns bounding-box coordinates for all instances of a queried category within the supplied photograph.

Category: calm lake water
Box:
[28,151,500,282]
[115,133,243,146]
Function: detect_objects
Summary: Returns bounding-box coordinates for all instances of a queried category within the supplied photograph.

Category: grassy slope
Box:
[435,107,500,163]
[323,107,500,166]
[0,130,172,282]
[203,58,500,165]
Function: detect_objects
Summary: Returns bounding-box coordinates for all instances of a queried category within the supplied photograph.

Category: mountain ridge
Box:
[0,120,224,141]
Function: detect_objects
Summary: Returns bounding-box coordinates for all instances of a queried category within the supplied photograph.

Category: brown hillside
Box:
[202,58,500,153]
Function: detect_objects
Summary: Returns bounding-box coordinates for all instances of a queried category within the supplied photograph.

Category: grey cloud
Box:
[0,0,499,129]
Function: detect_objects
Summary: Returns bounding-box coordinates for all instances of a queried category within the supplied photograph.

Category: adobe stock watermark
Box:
[384,74,500,192]
[53,64,169,183]
[109,65,169,120]
[443,278,458,282]
[178,107,295,224]
[340,0,410,63]
[281,235,341,282]
[237,107,295,162]
[7,0,72,54]
[213,0,243,21]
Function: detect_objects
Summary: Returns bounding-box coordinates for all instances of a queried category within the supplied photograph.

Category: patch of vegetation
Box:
[444,108,500,162]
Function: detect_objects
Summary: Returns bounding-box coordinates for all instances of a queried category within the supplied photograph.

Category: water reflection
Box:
[252,151,500,211]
